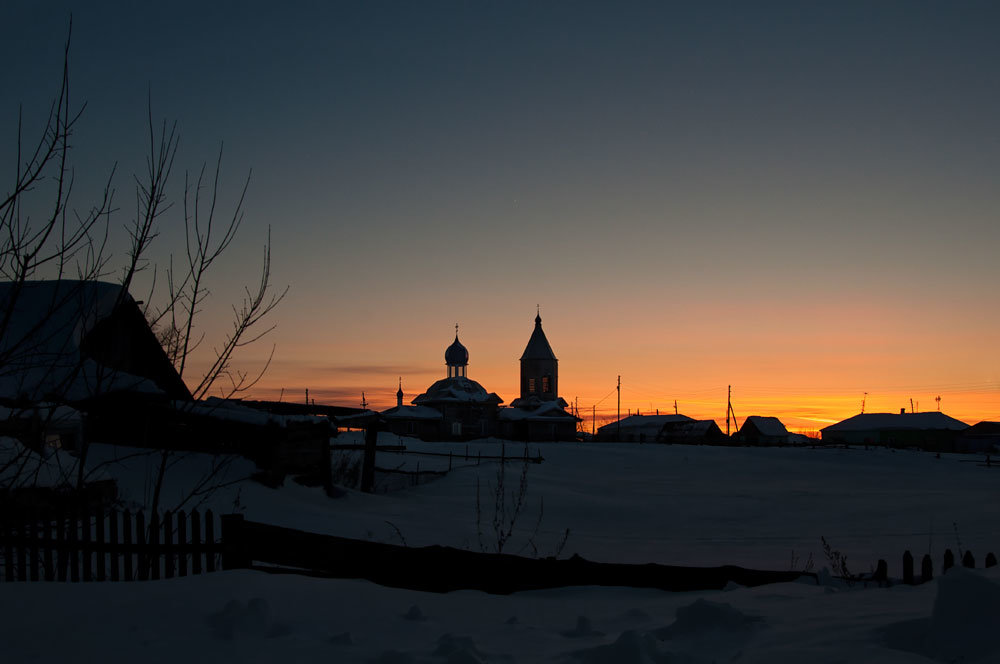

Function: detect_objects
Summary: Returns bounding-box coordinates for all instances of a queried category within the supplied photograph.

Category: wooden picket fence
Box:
[0,508,221,582]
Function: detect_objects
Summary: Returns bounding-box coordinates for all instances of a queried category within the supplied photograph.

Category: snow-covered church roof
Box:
[412,376,503,406]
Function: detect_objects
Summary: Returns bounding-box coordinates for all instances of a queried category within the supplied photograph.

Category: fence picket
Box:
[15,517,27,582]
[81,508,92,582]
[29,513,39,582]
[42,518,53,581]
[96,510,106,581]
[177,511,188,578]
[136,511,147,581]
[123,511,134,581]
[902,551,914,585]
[68,511,79,583]
[149,512,160,580]
[205,510,216,573]
[3,517,13,582]
[109,510,119,582]
[55,516,66,582]
[191,510,202,575]
[164,511,174,579]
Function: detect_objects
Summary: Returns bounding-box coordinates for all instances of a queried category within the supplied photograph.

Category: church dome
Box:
[445,335,469,366]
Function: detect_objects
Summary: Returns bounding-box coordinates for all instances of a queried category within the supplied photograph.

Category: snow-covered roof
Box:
[741,416,789,438]
[381,405,443,420]
[413,376,503,405]
[0,280,169,402]
[499,400,578,421]
[597,414,694,435]
[187,397,329,428]
[821,412,969,433]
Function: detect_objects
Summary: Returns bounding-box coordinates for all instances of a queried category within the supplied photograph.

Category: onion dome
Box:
[445,334,469,366]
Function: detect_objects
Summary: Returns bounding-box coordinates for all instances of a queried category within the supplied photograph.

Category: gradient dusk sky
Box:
[3,1,999,431]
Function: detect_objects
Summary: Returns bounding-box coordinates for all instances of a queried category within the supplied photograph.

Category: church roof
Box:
[445,335,469,366]
[413,376,502,406]
[520,313,557,361]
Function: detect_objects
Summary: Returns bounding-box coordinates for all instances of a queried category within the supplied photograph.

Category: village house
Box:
[820,411,969,450]
[735,416,791,445]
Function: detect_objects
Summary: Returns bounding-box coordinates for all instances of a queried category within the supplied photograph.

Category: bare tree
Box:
[2,23,286,520]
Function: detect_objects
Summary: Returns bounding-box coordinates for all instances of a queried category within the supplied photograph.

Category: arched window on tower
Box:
[542,376,550,393]
[528,377,536,393]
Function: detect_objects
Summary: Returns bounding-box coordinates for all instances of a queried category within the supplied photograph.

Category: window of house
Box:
[528,378,536,393]
[452,422,462,435]
[542,376,550,393]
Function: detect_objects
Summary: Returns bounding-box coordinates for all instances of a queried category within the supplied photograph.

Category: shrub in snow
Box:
[562,615,603,638]
[569,630,685,664]
[433,633,487,662]
[402,605,427,621]
[655,599,762,640]
[206,598,289,640]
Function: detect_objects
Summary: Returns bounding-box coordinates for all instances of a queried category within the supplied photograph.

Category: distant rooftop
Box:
[821,412,969,433]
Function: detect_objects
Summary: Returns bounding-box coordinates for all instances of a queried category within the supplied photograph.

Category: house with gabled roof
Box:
[820,411,969,450]
[735,416,790,445]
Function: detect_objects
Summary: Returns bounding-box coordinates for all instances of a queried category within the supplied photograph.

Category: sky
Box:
[3,1,999,432]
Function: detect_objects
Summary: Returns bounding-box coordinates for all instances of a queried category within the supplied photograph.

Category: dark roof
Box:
[821,412,969,433]
[0,280,190,402]
[445,335,469,366]
[740,416,789,438]
[520,313,557,361]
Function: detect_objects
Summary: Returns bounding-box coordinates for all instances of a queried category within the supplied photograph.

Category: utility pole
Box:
[592,405,596,437]
[361,392,368,411]
[726,385,733,436]
[861,392,867,414]
[674,399,678,415]
[305,387,309,405]
[617,375,621,441]
[910,398,914,414]
[936,395,941,411]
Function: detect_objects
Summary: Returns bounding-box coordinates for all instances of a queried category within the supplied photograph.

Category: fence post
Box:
[68,510,80,583]
[902,551,914,585]
[15,515,27,582]
[873,559,888,587]
[221,514,250,570]
[943,549,955,574]
[163,511,174,579]
[361,421,379,493]
[55,515,67,582]
[109,510,120,582]
[205,510,216,573]
[986,552,997,568]
[80,508,92,582]
[962,550,975,568]
[149,512,160,580]
[42,517,53,581]
[136,511,147,581]
[191,510,202,575]
[921,554,933,583]
[95,509,106,582]
[2,516,13,582]
[123,510,135,581]
[177,511,188,578]
[28,512,39,582]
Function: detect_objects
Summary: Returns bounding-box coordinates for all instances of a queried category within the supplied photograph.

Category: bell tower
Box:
[519,310,557,401]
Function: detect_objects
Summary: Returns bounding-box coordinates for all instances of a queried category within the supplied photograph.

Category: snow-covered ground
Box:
[3,435,999,662]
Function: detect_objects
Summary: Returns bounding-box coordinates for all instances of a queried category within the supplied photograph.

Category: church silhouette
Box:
[382,313,579,441]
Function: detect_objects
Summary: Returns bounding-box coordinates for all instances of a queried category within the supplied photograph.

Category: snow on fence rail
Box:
[0,508,221,582]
